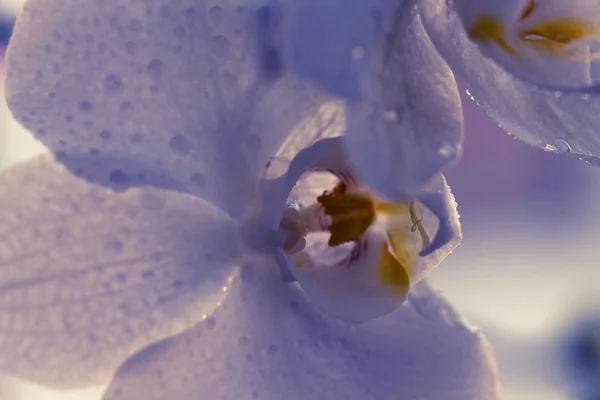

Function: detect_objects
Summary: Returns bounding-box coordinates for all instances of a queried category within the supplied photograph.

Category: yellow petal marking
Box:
[378,243,410,295]
[519,0,535,21]
[521,19,600,56]
[469,15,518,56]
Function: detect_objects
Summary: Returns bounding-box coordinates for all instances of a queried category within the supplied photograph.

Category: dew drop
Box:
[99,130,112,141]
[147,59,165,79]
[267,344,279,356]
[141,270,155,279]
[352,46,366,60]
[555,139,571,153]
[116,272,128,283]
[438,144,455,158]
[78,101,94,113]
[189,172,206,190]
[169,134,192,155]
[173,26,186,40]
[205,316,217,330]
[130,132,143,144]
[109,170,130,190]
[209,6,224,24]
[102,73,125,93]
[184,7,198,24]
[104,238,124,254]
[120,101,134,112]
[210,36,231,57]
[382,108,399,121]
[172,280,184,289]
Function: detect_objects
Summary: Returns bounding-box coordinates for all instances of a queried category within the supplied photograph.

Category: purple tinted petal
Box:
[103,263,501,400]
[420,0,600,167]
[5,0,329,217]
[343,2,463,200]
[0,156,240,388]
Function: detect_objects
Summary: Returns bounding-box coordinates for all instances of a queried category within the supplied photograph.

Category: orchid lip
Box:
[245,137,460,287]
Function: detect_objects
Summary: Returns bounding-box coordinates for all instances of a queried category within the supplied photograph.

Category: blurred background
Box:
[1,1,599,399]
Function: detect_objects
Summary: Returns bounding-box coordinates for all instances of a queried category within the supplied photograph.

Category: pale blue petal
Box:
[5,0,329,217]
[102,263,501,400]
[0,157,240,388]
[420,0,600,165]
[342,2,463,200]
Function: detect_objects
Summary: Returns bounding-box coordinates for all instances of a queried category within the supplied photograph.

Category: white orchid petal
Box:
[343,2,463,200]
[259,137,349,231]
[0,157,240,388]
[408,279,470,328]
[102,264,502,400]
[385,191,460,289]
[5,0,328,217]
[288,0,391,100]
[416,175,462,259]
[420,0,600,165]
[289,230,409,323]
[454,0,600,92]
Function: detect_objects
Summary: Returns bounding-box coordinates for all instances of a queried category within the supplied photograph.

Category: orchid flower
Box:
[415,0,600,171]
[0,0,502,399]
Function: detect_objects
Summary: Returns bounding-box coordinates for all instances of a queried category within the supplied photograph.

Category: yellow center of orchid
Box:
[469,15,517,55]
[468,0,600,59]
[316,182,376,246]
[521,19,600,55]
[314,180,432,294]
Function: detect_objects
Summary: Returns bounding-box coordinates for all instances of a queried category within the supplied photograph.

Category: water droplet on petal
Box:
[209,6,224,24]
[109,170,130,191]
[147,59,165,79]
[352,46,366,60]
[189,173,206,191]
[99,130,112,141]
[173,26,186,40]
[382,108,399,121]
[104,238,124,254]
[267,344,279,356]
[438,144,455,158]
[116,272,128,283]
[210,36,231,57]
[169,134,192,155]
[555,139,571,153]
[120,101,134,113]
[102,73,125,93]
[205,316,217,330]
[78,101,94,113]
